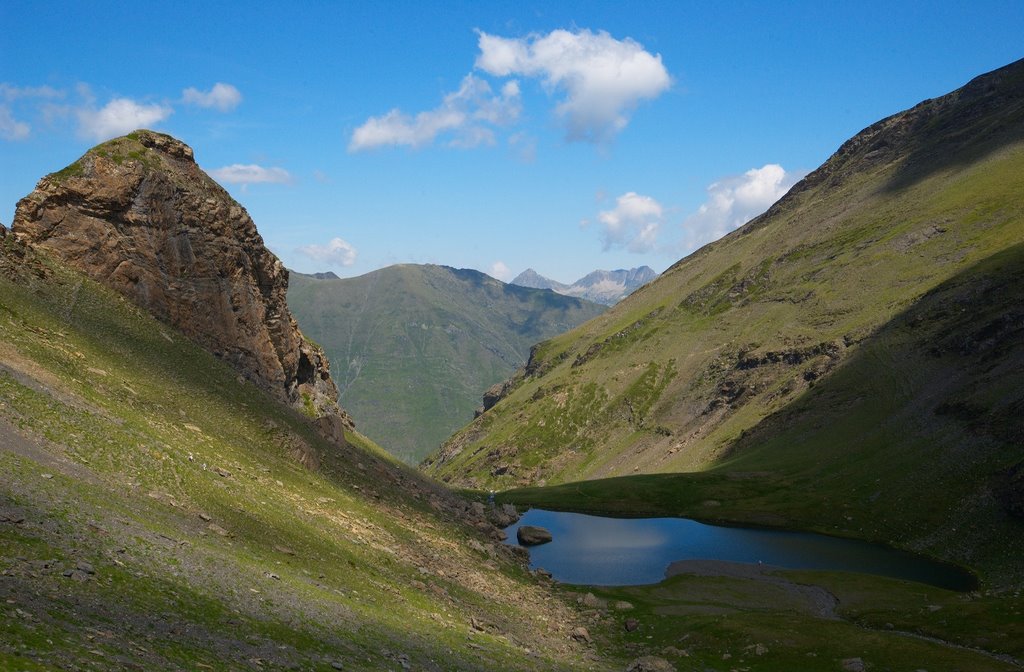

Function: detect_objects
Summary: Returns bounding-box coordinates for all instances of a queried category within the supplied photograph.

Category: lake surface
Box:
[503,509,976,590]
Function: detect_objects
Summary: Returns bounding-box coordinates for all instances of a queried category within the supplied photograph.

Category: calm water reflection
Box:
[503,509,975,590]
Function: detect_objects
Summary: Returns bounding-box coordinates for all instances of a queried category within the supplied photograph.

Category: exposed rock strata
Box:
[11,130,351,434]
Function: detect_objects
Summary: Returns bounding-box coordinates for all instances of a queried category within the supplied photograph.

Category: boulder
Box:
[569,626,591,644]
[625,656,675,672]
[841,658,866,672]
[516,525,553,546]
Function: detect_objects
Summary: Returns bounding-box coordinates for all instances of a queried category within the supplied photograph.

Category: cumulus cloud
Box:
[681,164,800,249]
[475,28,670,142]
[296,237,358,267]
[596,192,664,252]
[182,83,242,112]
[0,106,30,140]
[77,97,172,141]
[0,84,66,140]
[208,164,292,185]
[489,261,513,281]
[349,74,521,151]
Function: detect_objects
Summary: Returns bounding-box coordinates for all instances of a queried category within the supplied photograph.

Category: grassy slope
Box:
[288,265,605,464]
[496,240,1024,579]
[0,241,612,671]
[566,570,1024,672]
[428,141,1024,487]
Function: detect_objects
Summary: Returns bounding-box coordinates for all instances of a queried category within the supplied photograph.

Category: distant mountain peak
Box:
[510,268,567,292]
[511,266,658,305]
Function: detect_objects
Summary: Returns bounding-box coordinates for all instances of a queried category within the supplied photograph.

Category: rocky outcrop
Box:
[11,130,351,435]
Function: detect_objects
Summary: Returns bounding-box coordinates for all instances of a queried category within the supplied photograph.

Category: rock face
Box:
[11,130,351,433]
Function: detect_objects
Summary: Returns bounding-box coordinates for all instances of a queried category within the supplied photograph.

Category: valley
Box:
[0,135,604,670]
[426,58,1024,586]
[288,265,605,463]
[0,41,1022,672]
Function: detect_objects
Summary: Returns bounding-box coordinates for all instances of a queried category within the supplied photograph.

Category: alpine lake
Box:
[503,508,976,590]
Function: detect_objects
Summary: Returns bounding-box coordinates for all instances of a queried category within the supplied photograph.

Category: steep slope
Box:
[425,59,1024,579]
[0,214,611,670]
[10,131,348,437]
[511,266,658,305]
[288,265,605,463]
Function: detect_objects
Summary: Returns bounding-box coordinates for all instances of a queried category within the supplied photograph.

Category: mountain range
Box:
[288,265,605,463]
[510,266,658,305]
[426,58,1024,585]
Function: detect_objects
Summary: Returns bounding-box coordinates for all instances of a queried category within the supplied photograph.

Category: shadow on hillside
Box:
[883,58,1024,193]
[719,241,1024,523]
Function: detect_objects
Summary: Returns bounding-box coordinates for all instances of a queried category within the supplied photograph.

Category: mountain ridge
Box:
[288,263,606,462]
[511,266,657,305]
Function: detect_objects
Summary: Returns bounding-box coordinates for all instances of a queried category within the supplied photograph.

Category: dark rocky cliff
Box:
[11,130,352,439]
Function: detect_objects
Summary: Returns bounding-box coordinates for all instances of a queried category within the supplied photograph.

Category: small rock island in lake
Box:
[517,525,553,546]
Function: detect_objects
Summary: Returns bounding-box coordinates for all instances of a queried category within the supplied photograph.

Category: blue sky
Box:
[2,1,1022,283]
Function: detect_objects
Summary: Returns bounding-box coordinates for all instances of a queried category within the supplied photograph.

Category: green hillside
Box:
[5,236,1021,672]
[0,236,607,671]
[288,265,605,463]
[425,60,1024,581]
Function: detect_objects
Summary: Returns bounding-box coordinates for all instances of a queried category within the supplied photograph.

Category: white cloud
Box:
[596,192,664,253]
[208,164,292,185]
[489,261,513,281]
[182,83,242,112]
[0,106,30,140]
[0,84,63,102]
[476,28,670,142]
[296,237,358,268]
[0,83,66,140]
[77,97,172,141]
[349,74,521,151]
[681,164,800,249]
